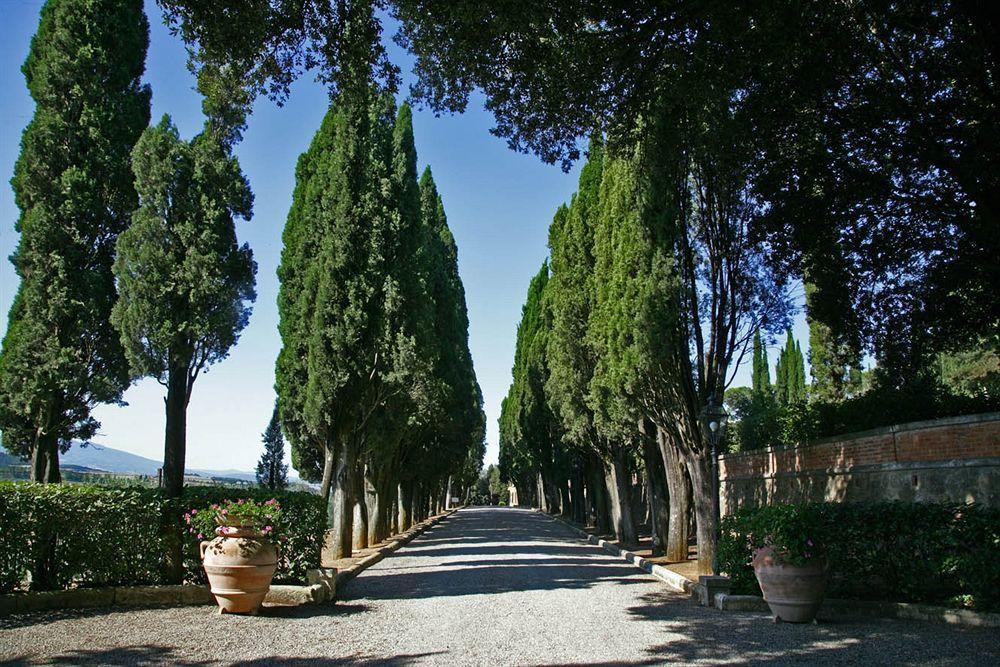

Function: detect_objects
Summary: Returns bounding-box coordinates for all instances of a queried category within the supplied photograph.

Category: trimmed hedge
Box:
[719,502,1000,612]
[0,482,326,593]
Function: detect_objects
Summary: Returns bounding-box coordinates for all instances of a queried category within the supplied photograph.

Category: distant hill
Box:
[0,441,292,483]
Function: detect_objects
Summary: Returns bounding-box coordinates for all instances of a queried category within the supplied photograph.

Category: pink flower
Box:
[264,525,273,532]
[221,509,228,515]
[197,533,204,540]
[191,510,197,515]
[806,539,814,547]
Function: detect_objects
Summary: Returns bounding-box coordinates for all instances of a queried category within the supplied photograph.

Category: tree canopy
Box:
[0,0,151,482]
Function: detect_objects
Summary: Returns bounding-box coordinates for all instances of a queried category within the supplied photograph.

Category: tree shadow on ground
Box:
[343,561,650,601]
[0,647,446,666]
[0,599,370,630]
[624,591,1000,666]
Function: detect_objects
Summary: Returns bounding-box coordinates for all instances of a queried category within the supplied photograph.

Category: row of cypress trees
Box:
[752,329,808,405]
[501,116,790,573]
[275,88,485,559]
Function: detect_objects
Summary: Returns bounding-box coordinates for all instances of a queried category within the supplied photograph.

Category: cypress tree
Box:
[752,330,772,395]
[499,263,560,511]
[0,0,151,482]
[111,114,256,498]
[256,403,288,490]
[774,330,807,404]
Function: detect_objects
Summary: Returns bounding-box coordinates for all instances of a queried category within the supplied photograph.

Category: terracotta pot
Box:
[752,546,828,623]
[201,526,277,614]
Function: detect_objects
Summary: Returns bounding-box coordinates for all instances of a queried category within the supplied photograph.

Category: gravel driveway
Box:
[2,506,997,666]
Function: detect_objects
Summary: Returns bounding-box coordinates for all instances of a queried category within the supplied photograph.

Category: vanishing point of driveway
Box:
[1,507,997,665]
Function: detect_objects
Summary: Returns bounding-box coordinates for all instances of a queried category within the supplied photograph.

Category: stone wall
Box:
[719,412,1000,513]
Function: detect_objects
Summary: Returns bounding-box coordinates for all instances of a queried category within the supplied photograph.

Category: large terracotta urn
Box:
[752,546,828,623]
[201,526,277,614]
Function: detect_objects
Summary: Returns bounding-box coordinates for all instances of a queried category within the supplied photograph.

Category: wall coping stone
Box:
[722,456,1000,482]
[720,411,1000,464]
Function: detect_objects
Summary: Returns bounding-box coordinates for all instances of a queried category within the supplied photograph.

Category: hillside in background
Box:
[0,442,296,483]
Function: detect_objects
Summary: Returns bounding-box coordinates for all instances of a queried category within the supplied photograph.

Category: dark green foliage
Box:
[256,404,288,490]
[113,115,256,381]
[774,330,807,405]
[751,331,771,395]
[414,165,486,485]
[726,379,998,453]
[499,263,559,495]
[719,502,1000,612]
[0,0,151,481]
[546,137,605,448]
[275,90,387,477]
[806,283,862,402]
[0,483,326,592]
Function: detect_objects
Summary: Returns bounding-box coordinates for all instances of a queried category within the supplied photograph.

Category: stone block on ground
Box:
[306,568,338,599]
[266,584,328,606]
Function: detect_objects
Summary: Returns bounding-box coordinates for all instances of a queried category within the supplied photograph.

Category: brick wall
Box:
[719,412,1000,513]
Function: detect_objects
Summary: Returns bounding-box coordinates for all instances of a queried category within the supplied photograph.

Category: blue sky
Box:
[0,0,808,473]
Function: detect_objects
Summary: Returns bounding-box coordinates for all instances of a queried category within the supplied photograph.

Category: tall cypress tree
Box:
[112,114,256,498]
[256,403,288,490]
[752,330,771,395]
[775,330,807,404]
[499,263,558,510]
[0,0,151,482]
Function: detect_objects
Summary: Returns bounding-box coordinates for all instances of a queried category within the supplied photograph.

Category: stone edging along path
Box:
[333,508,457,588]
[541,511,695,595]
[540,510,1000,629]
[0,508,457,617]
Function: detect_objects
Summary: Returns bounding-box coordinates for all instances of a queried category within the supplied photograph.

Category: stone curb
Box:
[334,508,459,592]
[0,579,340,617]
[714,593,1000,628]
[543,511,695,594]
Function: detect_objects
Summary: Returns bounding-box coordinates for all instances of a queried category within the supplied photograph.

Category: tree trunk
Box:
[399,480,413,531]
[586,455,611,534]
[659,427,692,563]
[319,446,335,504]
[365,473,379,546]
[686,451,717,575]
[162,357,188,498]
[445,476,453,510]
[641,422,670,557]
[353,465,369,551]
[29,429,61,484]
[606,448,637,545]
[558,479,571,517]
[326,442,355,560]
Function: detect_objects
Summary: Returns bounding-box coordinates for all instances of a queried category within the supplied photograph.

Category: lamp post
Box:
[704,395,729,576]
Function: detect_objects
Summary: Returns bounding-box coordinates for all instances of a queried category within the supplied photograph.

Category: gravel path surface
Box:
[2,507,997,666]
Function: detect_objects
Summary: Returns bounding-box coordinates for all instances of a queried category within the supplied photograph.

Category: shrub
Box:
[719,502,1000,612]
[0,482,326,593]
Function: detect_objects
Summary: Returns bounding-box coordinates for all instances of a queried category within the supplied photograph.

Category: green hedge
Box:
[0,482,326,593]
[719,502,1000,612]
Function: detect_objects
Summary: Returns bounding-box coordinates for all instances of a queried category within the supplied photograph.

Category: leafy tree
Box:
[256,403,288,490]
[112,114,255,498]
[0,0,150,482]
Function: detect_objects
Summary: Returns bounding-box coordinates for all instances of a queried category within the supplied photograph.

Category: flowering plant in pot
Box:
[186,498,282,615]
[751,509,829,623]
